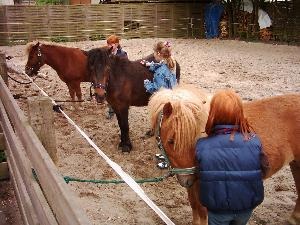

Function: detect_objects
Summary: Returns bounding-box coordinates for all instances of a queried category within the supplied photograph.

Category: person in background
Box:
[106,34,128,59]
[106,35,128,119]
[141,41,177,94]
[196,89,267,225]
[204,0,224,39]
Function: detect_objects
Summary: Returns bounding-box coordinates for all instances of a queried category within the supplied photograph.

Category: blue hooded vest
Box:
[196,125,264,213]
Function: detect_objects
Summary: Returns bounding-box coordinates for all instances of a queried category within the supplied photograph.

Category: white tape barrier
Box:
[18,71,175,225]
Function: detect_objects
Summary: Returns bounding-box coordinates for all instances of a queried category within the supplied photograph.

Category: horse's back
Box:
[56,46,89,82]
[105,57,153,107]
[244,94,300,177]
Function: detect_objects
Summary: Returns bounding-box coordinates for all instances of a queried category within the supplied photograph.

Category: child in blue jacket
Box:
[196,89,267,225]
[141,41,177,94]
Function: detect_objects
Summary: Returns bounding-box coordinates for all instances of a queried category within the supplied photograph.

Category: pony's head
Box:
[148,86,209,188]
[25,41,45,76]
[87,46,113,103]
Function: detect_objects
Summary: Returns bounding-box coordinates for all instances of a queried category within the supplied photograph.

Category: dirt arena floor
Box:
[1,38,300,225]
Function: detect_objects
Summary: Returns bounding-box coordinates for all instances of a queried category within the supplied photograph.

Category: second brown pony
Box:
[87,47,181,152]
[149,87,300,225]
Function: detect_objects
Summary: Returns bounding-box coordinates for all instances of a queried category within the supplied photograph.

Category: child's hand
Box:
[144,79,151,85]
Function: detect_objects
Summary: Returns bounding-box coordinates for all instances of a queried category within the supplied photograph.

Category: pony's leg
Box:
[66,83,76,101]
[288,160,300,225]
[187,181,207,225]
[115,107,132,152]
[74,82,83,102]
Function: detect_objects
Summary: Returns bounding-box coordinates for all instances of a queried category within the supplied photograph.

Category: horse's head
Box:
[25,41,45,76]
[149,86,209,188]
[87,47,113,103]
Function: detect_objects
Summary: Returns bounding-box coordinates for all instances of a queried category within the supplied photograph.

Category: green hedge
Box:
[0,151,6,163]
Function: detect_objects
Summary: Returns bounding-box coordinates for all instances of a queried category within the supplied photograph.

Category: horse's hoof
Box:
[106,112,115,120]
[145,129,154,138]
[118,142,132,153]
[122,146,131,153]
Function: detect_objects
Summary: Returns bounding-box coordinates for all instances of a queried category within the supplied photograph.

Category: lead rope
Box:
[24,73,175,225]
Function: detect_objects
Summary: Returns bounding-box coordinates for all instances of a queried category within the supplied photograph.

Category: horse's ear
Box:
[163,102,173,119]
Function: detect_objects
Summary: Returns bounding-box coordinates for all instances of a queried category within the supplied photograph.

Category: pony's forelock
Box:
[148,86,209,156]
[25,41,38,56]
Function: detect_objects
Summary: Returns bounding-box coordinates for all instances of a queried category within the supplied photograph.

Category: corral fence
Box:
[0,2,205,45]
[0,1,300,46]
[0,54,92,225]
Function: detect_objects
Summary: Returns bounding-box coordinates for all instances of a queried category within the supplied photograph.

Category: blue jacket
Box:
[196,125,264,213]
[116,48,128,59]
[144,62,177,94]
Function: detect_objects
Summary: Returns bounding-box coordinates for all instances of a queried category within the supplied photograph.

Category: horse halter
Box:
[155,111,197,176]
[26,45,44,74]
[92,82,106,90]
[91,66,110,91]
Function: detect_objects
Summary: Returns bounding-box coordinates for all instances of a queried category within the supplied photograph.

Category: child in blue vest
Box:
[196,89,267,225]
[141,41,177,94]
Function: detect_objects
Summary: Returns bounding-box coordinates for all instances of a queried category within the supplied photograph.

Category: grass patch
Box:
[0,151,6,163]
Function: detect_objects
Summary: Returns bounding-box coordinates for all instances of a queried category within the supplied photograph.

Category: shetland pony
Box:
[25,41,90,101]
[86,47,181,152]
[148,86,300,225]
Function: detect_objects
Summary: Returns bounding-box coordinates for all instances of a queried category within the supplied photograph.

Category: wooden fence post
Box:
[27,97,58,164]
[0,53,8,86]
[0,122,9,181]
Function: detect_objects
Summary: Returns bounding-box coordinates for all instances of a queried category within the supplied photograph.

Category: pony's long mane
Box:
[86,47,112,76]
[148,86,209,155]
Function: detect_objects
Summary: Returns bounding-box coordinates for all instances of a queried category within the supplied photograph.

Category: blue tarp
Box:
[204,2,224,39]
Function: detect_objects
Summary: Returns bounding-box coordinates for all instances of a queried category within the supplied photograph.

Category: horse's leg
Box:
[114,107,132,152]
[73,81,82,102]
[288,160,300,225]
[187,181,207,225]
[73,82,84,110]
[66,83,76,101]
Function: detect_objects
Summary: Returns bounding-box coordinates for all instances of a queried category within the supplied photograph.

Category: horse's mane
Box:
[25,40,80,56]
[148,85,209,155]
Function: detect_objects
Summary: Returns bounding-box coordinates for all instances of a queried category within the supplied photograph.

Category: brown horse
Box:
[148,86,300,225]
[24,41,180,104]
[25,41,90,101]
[86,46,181,152]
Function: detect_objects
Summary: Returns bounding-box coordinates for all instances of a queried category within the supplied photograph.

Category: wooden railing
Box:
[0,55,92,225]
[0,3,204,46]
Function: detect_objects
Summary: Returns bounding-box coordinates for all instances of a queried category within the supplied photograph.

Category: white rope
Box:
[19,71,175,225]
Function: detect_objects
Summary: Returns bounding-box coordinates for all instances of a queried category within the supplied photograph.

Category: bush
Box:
[36,0,68,5]
[89,34,106,41]
[0,151,6,163]
[50,36,69,43]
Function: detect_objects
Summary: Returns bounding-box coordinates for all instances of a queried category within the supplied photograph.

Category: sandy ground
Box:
[0,38,300,225]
